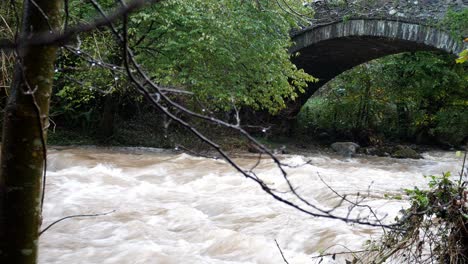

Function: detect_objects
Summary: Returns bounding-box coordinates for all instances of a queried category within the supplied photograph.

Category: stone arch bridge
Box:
[282,0,468,120]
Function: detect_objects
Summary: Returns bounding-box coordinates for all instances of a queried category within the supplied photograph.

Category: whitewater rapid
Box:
[39,147,463,264]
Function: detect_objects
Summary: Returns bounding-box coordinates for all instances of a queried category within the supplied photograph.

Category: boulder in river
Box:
[247,143,263,154]
[391,145,422,159]
[331,142,360,157]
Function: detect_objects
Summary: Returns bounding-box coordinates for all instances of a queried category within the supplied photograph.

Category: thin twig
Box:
[275,239,289,264]
[0,0,162,50]
[39,210,116,236]
[458,151,467,185]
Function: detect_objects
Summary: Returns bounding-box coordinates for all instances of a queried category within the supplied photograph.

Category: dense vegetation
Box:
[45,0,315,145]
[3,2,466,149]
[350,166,468,264]
[297,51,468,147]
[0,1,467,263]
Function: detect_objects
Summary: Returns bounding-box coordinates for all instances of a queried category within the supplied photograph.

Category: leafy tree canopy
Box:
[128,0,315,113]
[64,0,315,114]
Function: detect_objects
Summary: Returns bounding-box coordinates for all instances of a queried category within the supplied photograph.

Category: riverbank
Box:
[48,125,464,160]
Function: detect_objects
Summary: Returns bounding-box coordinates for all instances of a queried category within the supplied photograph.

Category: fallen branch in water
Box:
[275,239,290,264]
[39,210,116,236]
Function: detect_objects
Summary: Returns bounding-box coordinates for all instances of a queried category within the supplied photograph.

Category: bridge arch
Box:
[288,19,467,116]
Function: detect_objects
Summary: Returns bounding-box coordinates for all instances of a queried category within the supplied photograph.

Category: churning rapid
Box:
[39,147,463,264]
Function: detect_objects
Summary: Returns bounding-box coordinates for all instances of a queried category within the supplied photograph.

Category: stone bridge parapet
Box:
[299,0,467,34]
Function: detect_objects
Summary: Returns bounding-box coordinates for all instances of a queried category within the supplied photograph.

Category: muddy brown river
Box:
[39,147,463,263]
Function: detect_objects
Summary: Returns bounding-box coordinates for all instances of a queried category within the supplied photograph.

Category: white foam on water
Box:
[39,148,464,263]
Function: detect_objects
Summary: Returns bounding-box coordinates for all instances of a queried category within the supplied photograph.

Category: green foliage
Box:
[442,8,468,40]
[297,52,468,146]
[404,187,429,209]
[457,48,468,64]
[357,155,468,263]
[55,85,95,112]
[342,14,352,23]
[51,29,123,129]
[432,107,468,145]
[129,0,315,113]
[404,172,454,211]
[427,172,453,189]
[51,0,316,133]
[66,0,117,21]
[365,168,468,263]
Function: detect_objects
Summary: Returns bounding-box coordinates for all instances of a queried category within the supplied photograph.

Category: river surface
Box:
[39,147,464,264]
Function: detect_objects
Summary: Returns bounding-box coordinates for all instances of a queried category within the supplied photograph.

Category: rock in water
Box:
[331,142,360,157]
[247,143,263,154]
[391,145,422,159]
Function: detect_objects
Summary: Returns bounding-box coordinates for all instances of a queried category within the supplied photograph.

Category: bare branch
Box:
[274,239,290,264]
[39,210,116,236]
[113,1,396,228]
[0,0,162,51]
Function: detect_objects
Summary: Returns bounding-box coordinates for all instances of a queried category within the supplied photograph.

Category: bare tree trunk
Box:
[97,94,116,142]
[0,0,61,263]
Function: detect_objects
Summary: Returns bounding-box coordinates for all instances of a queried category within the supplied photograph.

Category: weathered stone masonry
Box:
[285,0,468,117]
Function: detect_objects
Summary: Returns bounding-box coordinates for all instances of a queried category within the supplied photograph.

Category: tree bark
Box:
[97,94,116,142]
[0,1,61,263]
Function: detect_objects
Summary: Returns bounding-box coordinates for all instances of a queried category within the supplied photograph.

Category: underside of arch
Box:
[287,19,467,117]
